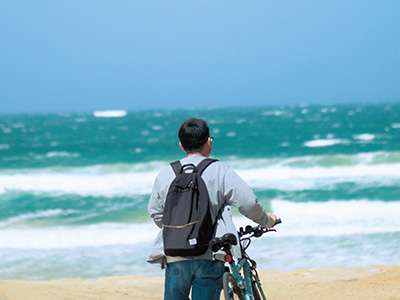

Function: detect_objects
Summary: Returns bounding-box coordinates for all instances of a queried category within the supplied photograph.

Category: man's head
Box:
[178,118,212,156]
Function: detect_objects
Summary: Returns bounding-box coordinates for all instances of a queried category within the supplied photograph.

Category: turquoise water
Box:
[1,104,400,279]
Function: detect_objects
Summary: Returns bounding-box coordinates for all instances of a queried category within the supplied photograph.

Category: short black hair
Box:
[178,118,210,152]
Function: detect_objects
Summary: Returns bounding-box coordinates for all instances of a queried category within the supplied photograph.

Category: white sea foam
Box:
[1,153,400,196]
[232,199,400,238]
[151,125,163,131]
[93,110,127,118]
[0,144,10,150]
[45,151,81,158]
[353,133,375,141]
[262,110,286,116]
[0,209,75,227]
[236,118,247,124]
[2,127,12,134]
[0,223,158,249]
[30,151,81,161]
[236,162,400,190]
[1,199,398,249]
[303,139,349,147]
[268,199,400,237]
[0,171,157,196]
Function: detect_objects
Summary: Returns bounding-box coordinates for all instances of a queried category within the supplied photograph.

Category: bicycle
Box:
[210,219,281,300]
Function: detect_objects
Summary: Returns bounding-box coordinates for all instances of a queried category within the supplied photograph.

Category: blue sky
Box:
[1,0,400,114]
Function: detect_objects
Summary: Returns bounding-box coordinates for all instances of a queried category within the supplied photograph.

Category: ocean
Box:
[1,104,400,280]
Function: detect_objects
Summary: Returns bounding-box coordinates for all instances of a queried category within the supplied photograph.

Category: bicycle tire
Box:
[251,280,263,300]
[222,272,245,300]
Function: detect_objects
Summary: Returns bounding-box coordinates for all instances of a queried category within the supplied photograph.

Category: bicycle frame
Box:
[210,222,281,300]
[225,242,265,300]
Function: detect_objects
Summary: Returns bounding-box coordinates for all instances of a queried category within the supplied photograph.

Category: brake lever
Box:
[253,226,267,237]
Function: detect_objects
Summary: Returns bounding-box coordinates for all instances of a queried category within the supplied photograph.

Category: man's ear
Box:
[203,138,212,157]
[179,142,186,152]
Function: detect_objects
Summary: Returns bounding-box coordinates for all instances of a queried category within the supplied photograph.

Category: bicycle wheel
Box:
[222,272,245,300]
[251,280,263,300]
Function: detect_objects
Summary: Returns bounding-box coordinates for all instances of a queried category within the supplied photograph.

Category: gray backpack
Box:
[162,158,218,256]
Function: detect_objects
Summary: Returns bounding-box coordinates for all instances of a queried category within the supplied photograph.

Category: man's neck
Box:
[187,152,205,157]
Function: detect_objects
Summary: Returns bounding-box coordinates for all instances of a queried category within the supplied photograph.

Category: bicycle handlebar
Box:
[238,218,281,238]
[210,218,281,253]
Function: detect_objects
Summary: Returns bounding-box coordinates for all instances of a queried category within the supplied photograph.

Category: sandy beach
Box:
[1,265,399,300]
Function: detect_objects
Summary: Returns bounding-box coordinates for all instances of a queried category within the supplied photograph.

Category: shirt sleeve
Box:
[223,167,275,228]
[147,176,164,229]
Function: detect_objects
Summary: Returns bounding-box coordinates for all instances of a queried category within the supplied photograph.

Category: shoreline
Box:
[1,265,399,300]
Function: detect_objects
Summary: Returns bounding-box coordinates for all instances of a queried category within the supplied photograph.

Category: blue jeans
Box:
[164,259,225,300]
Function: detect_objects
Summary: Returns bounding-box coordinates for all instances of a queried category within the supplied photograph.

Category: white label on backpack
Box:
[189,238,197,246]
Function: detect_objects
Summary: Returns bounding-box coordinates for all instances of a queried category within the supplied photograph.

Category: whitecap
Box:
[93,110,127,118]
[303,139,348,147]
[141,130,150,136]
[2,128,12,134]
[0,171,157,196]
[147,138,159,144]
[326,133,335,139]
[151,125,163,131]
[2,153,400,197]
[236,118,247,124]
[45,151,80,158]
[262,110,285,116]
[0,144,10,150]
[0,223,158,249]
[12,123,25,129]
[0,209,75,228]
[353,133,375,141]
[268,199,400,237]
[74,117,87,123]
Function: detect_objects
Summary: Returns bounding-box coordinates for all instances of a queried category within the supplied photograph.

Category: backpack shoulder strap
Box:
[170,160,182,176]
[197,158,219,176]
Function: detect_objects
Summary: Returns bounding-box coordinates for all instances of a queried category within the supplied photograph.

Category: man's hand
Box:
[267,213,278,226]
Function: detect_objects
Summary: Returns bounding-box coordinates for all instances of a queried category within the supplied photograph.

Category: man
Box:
[147,118,277,300]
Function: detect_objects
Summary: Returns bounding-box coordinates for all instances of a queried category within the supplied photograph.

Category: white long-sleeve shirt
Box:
[147,155,274,267]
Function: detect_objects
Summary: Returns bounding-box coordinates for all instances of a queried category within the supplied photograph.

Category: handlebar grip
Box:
[275,218,282,225]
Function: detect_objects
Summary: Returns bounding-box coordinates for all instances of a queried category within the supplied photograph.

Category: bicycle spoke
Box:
[223,273,245,300]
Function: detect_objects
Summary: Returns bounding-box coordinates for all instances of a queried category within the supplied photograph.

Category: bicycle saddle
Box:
[209,233,237,252]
